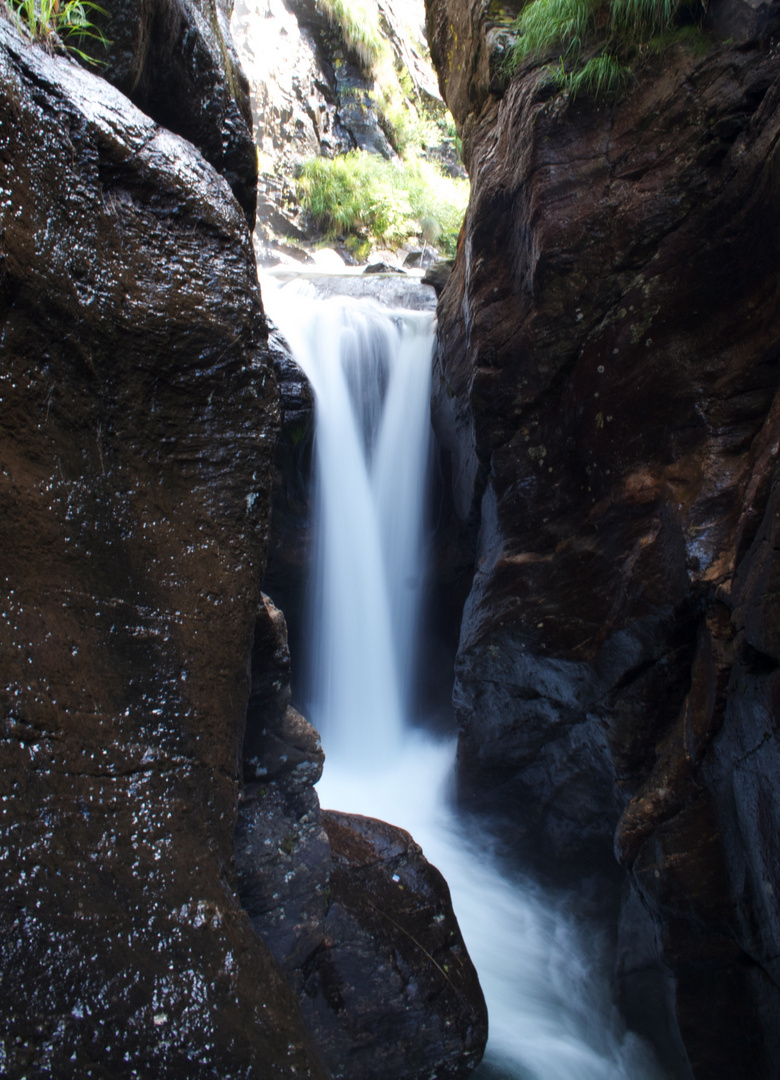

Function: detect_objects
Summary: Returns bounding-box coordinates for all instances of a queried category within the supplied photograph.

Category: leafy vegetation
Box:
[504,0,708,97]
[299,0,468,260]
[6,0,109,64]
[296,151,468,257]
[317,0,390,72]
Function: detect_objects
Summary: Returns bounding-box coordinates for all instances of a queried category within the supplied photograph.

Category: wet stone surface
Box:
[0,23,327,1079]
[236,597,488,1080]
[426,3,780,1075]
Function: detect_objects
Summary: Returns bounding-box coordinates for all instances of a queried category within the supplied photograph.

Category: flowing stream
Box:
[262,274,665,1080]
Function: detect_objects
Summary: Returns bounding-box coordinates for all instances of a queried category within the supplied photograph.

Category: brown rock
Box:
[0,23,327,1078]
[311,811,488,1080]
[426,9,780,1077]
[235,599,487,1080]
[101,0,258,224]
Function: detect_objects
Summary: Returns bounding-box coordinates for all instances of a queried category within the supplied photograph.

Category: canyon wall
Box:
[0,4,485,1076]
[425,0,780,1076]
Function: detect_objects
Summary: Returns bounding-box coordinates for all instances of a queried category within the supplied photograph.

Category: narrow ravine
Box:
[262,273,668,1080]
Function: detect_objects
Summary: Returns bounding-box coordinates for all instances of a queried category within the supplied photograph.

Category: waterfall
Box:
[262,274,667,1080]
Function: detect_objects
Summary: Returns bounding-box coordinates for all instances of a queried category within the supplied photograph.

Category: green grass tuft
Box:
[316,0,390,72]
[504,0,709,99]
[506,0,597,70]
[549,52,631,96]
[609,0,674,37]
[296,150,469,257]
[6,0,110,64]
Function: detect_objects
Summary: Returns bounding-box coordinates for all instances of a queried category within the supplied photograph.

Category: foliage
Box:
[509,0,597,69]
[296,151,469,257]
[547,52,630,96]
[504,0,708,98]
[6,0,109,63]
[316,0,390,72]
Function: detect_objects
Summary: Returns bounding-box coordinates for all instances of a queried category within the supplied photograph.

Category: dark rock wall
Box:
[0,19,328,1078]
[424,2,780,1075]
[102,0,259,224]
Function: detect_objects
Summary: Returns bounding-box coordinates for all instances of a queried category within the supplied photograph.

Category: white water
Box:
[262,275,666,1080]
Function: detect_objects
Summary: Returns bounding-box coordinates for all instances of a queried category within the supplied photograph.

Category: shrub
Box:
[316,0,390,72]
[6,0,109,64]
[504,0,708,98]
[296,151,469,257]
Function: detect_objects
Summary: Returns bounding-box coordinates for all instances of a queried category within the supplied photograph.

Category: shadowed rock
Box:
[236,596,488,1080]
[425,2,780,1074]
[101,0,258,224]
[0,22,327,1078]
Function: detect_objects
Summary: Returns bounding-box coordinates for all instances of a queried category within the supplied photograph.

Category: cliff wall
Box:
[0,11,328,1076]
[425,0,780,1075]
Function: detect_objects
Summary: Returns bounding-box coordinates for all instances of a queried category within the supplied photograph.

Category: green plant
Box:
[609,0,676,36]
[508,0,597,69]
[316,0,390,72]
[504,0,708,98]
[548,52,631,96]
[6,0,109,64]
[296,150,469,257]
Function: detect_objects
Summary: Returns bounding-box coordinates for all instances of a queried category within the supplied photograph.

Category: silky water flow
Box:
[262,275,666,1080]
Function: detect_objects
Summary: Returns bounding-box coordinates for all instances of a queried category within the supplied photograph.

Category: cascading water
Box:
[262,273,667,1080]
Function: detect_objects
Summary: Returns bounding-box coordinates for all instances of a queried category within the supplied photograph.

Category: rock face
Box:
[425,2,780,1076]
[101,0,259,224]
[236,596,488,1080]
[261,333,317,680]
[0,21,328,1078]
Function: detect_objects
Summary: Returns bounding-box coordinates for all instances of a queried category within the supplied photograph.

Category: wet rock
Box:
[426,7,780,1076]
[236,598,487,1080]
[102,0,258,224]
[364,261,404,274]
[312,811,488,1080]
[422,257,455,296]
[243,595,325,790]
[261,333,317,683]
[403,247,439,269]
[0,23,327,1078]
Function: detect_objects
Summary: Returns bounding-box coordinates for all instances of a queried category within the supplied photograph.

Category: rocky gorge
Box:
[0,1,484,1077]
[2,0,780,1076]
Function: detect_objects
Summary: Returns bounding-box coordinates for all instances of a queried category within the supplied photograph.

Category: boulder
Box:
[0,22,326,1078]
[101,0,258,224]
[236,597,487,1080]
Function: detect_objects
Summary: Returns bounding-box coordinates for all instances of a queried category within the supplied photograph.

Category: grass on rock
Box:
[297,151,468,258]
[504,0,709,98]
[6,0,109,63]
